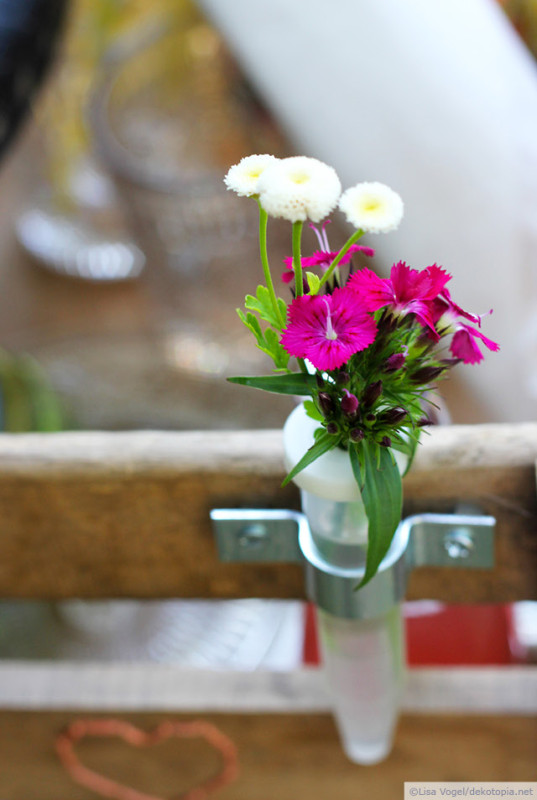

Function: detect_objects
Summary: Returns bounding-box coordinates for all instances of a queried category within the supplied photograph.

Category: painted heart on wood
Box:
[56,718,239,800]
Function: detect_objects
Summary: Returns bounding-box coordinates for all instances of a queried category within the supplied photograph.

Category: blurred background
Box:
[0,0,535,670]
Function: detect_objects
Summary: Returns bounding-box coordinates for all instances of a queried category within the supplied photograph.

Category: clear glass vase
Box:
[283,403,408,764]
[317,594,405,764]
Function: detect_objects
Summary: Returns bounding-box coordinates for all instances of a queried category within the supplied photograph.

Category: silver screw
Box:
[443,530,474,559]
[237,523,268,549]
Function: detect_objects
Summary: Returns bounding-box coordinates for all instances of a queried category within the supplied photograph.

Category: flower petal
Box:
[347,268,394,311]
[281,289,377,371]
[450,324,500,364]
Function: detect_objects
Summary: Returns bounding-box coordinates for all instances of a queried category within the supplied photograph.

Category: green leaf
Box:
[281,430,335,487]
[0,351,64,432]
[388,429,421,477]
[349,441,365,491]
[17,355,64,432]
[0,352,33,432]
[238,309,289,370]
[228,372,317,395]
[303,399,324,422]
[306,272,321,294]
[356,441,403,590]
[237,308,263,342]
[245,285,286,329]
[263,328,290,369]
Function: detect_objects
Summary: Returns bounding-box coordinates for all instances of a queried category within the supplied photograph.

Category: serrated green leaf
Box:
[303,399,324,422]
[244,285,287,329]
[237,308,266,352]
[237,307,257,334]
[246,312,263,340]
[281,430,335,487]
[356,441,402,590]
[245,287,279,328]
[263,329,290,369]
[228,372,317,395]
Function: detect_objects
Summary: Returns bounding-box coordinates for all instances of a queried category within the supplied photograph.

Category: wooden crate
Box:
[0,424,536,797]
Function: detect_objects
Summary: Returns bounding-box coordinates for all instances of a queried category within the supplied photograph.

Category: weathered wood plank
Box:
[1,663,536,715]
[0,424,536,601]
[1,710,536,798]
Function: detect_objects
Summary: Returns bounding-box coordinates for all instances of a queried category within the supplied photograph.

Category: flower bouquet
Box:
[225,154,498,587]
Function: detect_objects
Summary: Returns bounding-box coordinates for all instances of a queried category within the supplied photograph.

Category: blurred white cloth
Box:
[198,0,537,421]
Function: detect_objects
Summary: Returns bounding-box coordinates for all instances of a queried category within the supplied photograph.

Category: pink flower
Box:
[348,261,451,339]
[427,287,499,363]
[450,324,500,364]
[281,221,374,284]
[430,287,483,327]
[281,288,377,371]
[282,245,375,284]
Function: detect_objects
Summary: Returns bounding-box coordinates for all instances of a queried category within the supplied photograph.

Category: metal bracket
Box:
[404,512,495,570]
[210,508,495,569]
[211,508,304,563]
[211,507,495,618]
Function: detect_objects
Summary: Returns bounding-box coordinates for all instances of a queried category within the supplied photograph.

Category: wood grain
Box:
[0,424,536,601]
[0,711,535,799]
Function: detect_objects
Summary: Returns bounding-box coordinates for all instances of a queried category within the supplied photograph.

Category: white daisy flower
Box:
[224,154,280,197]
[257,156,341,223]
[338,182,404,233]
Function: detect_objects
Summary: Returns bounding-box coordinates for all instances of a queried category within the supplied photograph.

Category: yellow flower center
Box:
[361,197,382,212]
[290,171,311,185]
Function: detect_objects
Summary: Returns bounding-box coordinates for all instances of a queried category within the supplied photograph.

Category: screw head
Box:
[443,530,474,559]
[237,523,268,549]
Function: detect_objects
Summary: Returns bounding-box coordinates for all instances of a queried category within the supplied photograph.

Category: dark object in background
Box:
[0,0,68,160]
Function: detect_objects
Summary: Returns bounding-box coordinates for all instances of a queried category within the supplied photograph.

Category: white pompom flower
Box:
[224,154,280,197]
[257,156,342,223]
[339,182,404,233]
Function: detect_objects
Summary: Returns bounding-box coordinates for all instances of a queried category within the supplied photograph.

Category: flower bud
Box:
[380,436,392,447]
[326,422,339,435]
[336,370,351,385]
[362,380,383,407]
[410,365,445,384]
[341,389,359,417]
[350,428,364,442]
[417,416,433,427]
[385,353,406,372]
[366,413,376,423]
[318,392,334,415]
[379,407,407,425]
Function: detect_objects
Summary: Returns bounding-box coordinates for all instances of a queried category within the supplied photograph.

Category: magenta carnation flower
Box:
[427,287,499,363]
[282,244,375,284]
[348,261,451,339]
[281,288,377,371]
[450,324,500,364]
[429,287,483,327]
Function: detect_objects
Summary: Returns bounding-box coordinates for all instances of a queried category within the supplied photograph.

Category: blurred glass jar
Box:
[90,12,288,276]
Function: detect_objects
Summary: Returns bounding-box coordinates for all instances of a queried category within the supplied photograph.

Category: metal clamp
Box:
[210,508,495,619]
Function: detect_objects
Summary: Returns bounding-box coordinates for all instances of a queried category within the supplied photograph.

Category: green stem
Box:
[316,228,364,293]
[258,202,285,329]
[292,220,304,298]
